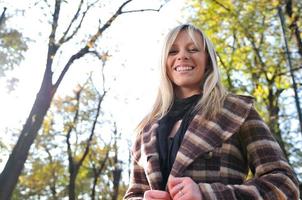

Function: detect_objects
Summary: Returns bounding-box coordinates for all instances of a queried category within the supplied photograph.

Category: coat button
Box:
[204,151,213,159]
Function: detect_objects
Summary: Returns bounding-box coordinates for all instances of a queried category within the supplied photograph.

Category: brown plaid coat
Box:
[123,94,300,200]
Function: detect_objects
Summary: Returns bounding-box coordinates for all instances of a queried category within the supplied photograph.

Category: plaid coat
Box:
[123,94,300,200]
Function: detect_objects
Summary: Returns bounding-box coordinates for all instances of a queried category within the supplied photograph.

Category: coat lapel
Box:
[169,95,253,178]
[137,123,163,190]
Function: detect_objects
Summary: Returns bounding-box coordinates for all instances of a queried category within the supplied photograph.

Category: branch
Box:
[46,0,62,76]
[259,15,266,49]
[121,4,164,14]
[277,65,302,77]
[77,88,107,168]
[216,51,234,90]
[59,0,84,44]
[246,34,270,81]
[52,46,89,93]
[66,86,83,163]
[59,0,100,44]
[211,0,232,12]
[95,146,110,176]
[87,0,133,47]
[0,7,7,26]
[53,0,168,93]
[89,50,111,93]
[49,0,61,46]
[52,0,133,90]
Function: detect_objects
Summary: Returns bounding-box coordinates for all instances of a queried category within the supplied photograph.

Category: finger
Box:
[150,190,171,199]
[144,190,171,199]
[167,176,184,190]
[173,192,188,200]
[169,183,185,198]
[144,190,152,199]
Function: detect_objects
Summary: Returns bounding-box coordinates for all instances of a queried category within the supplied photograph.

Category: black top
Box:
[156,94,201,190]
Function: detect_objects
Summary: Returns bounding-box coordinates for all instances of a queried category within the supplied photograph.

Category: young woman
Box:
[123,24,299,200]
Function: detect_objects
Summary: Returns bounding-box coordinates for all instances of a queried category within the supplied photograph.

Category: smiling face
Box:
[166,30,207,98]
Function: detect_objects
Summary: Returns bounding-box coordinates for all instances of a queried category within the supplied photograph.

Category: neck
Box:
[175,87,201,99]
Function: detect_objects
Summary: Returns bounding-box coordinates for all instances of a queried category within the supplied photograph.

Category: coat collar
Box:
[170,95,253,178]
[135,94,253,190]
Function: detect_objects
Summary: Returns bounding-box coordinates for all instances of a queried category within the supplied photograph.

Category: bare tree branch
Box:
[89,50,111,93]
[53,0,167,91]
[0,1,171,197]
[52,0,132,90]
[66,85,83,162]
[59,0,100,44]
[0,7,7,26]
[59,0,84,44]
[90,144,110,200]
[49,0,61,47]
[77,89,107,168]
[121,4,164,14]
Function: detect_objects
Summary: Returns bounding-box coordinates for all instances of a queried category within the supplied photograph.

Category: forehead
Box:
[172,30,204,47]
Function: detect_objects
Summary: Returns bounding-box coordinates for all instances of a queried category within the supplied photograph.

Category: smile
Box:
[174,65,194,72]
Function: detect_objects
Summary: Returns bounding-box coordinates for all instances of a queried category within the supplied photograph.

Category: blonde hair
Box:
[136,24,227,134]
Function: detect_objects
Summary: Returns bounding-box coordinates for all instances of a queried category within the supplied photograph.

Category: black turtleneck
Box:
[156,94,201,190]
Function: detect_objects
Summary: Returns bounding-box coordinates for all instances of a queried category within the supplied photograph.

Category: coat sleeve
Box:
[123,136,151,200]
[198,106,300,200]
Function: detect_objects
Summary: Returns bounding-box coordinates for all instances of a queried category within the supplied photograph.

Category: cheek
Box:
[166,57,173,68]
[166,66,173,80]
[195,66,206,82]
[166,59,174,76]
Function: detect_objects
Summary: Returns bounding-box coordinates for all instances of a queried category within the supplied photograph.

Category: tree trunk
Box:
[0,74,53,199]
[69,165,77,200]
[285,0,302,57]
[112,168,122,200]
[0,1,60,198]
[278,6,302,135]
[91,173,98,200]
[111,124,122,200]
[267,86,288,159]
[0,1,165,198]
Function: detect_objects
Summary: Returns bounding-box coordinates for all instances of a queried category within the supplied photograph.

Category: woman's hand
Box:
[143,190,171,200]
[167,177,202,200]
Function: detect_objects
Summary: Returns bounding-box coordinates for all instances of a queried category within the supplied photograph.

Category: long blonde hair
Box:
[136,24,227,134]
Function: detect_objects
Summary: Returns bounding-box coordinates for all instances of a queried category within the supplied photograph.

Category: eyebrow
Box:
[171,42,197,47]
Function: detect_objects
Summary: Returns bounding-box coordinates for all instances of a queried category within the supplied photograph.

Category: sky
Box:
[0,0,188,171]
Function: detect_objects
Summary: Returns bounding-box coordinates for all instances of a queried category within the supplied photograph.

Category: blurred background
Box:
[0,0,301,199]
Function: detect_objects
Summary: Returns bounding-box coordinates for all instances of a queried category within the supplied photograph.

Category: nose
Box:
[177,49,189,60]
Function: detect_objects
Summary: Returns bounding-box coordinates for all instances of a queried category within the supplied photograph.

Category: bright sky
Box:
[0,0,188,171]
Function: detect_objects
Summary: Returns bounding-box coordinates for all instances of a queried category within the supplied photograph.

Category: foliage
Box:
[13,78,126,199]
[0,0,166,198]
[0,7,28,77]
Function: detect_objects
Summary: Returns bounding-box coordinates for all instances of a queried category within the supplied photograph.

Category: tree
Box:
[0,7,28,90]
[13,77,125,199]
[284,0,302,57]
[12,111,69,200]
[278,1,302,135]
[111,122,123,200]
[0,0,167,199]
[0,7,27,75]
[63,76,107,200]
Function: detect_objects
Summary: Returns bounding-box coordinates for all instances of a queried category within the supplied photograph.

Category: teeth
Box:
[175,66,193,72]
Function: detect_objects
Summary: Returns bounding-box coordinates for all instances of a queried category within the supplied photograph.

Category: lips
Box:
[174,65,194,72]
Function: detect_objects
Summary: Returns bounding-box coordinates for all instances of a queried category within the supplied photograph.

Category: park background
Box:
[0,0,301,199]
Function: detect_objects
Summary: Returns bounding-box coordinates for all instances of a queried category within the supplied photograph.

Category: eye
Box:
[188,48,199,53]
[168,49,178,55]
